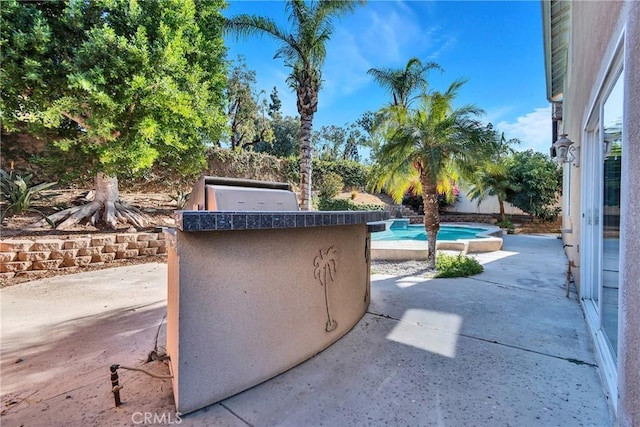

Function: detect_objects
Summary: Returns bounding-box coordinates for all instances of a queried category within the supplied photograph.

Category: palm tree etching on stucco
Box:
[314,246,338,332]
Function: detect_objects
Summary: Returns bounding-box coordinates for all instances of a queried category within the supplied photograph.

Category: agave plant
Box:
[0,168,57,226]
[170,190,191,210]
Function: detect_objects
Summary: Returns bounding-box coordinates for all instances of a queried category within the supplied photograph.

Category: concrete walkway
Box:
[1,235,612,426]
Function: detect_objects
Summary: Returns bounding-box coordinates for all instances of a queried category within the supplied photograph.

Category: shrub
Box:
[206,147,288,184]
[496,218,514,230]
[313,159,368,190]
[170,190,191,209]
[504,150,562,222]
[402,193,424,214]
[402,191,458,214]
[314,197,384,211]
[317,172,344,198]
[0,168,57,225]
[435,253,484,278]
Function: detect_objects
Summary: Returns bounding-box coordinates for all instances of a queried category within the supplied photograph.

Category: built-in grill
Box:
[184,176,299,211]
[167,175,389,415]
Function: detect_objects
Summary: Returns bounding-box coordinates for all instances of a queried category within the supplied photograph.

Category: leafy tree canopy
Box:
[1,0,228,179]
[226,55,274,150]
[312,112,378,163]
[504,150,562,221]
[462,126,520,221]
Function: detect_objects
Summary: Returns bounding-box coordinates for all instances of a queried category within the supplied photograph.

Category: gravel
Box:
[371,260,436,277]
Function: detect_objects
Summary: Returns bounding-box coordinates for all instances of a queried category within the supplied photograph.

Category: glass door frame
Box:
[579,44,624,408]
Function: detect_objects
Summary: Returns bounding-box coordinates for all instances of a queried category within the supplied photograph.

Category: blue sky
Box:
[223,0,552,154]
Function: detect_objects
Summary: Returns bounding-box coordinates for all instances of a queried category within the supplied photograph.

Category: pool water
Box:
[372,224,489,242]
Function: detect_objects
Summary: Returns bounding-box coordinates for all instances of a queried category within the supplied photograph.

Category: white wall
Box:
[446,187,527,215]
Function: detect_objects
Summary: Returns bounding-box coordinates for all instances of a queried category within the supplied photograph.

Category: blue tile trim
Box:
[176,210,389,232]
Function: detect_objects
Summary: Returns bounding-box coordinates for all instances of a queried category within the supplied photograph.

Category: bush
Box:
[317,172,344,198]
[314,197,384,211]
[496,218,514,230]
[402,191,458,215]
[0,168,57,225]
[170,190,191,209]
[435,253,484,278]
[312,159,368,190]
[402,193,424,214]
[504,150,562,222]
[206,147,288,184]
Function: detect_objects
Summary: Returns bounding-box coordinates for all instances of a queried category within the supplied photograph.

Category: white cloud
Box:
[484,105,516,124]
[496,106,553,154]
[319,2,448,111]
[320,27,373,108]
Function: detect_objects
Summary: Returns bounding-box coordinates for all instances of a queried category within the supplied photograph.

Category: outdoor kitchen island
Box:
[165,177,388,415]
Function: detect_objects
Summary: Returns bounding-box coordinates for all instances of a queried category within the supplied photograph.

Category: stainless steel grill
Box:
[184,176,299,211]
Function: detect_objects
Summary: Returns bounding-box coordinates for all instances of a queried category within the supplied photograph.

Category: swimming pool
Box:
[372,223,490,242]
[370,221,504,260]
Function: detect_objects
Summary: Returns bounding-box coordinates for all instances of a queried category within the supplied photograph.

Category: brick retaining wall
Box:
[0,231,167,281]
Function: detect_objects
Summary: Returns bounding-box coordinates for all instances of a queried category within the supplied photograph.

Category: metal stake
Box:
[110,364,122,407]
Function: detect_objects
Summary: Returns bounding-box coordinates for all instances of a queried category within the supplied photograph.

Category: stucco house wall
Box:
[547,1,640,424]
[561,0,623,291]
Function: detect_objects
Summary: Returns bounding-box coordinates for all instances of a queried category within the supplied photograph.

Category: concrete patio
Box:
[0,234,612,426]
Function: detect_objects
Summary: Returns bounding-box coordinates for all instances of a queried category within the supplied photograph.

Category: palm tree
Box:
[367,57,442,109]
[465,130,519,222]
[372,80,485,269]
[226,1,362,210]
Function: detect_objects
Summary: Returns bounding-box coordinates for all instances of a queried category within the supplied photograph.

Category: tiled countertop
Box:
[175,210,390,232]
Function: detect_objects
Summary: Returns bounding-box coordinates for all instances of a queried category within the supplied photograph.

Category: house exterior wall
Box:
[618,3,640,424]
[559,1,639,424]
[561,0,623,292]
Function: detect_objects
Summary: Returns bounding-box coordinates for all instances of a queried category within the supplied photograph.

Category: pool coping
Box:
[370,222,504,261]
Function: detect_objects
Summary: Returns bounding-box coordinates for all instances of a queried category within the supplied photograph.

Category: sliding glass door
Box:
[582,69,623,365]
[600,74,623,356]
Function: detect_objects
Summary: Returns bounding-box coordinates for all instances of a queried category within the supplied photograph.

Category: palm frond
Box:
[225,15,290,45]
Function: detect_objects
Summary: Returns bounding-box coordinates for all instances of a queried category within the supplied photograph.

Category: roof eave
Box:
[541,0,571,103]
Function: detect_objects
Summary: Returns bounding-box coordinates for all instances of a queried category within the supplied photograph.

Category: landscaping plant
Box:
[316,172,344,199]
[0,168,57,225]
[370,73,486,270]
[313,197,383,212]
[435,253,484,278]
[226,0,364,210]
[1,0,227,229]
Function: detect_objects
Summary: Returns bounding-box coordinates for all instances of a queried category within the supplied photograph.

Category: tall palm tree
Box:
[372,80,485,269]
[367,57,442,109]
[226,1,362,210]
[465,130,519,222]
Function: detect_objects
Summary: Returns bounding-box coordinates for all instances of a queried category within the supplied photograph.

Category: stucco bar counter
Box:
[166,209,389,414]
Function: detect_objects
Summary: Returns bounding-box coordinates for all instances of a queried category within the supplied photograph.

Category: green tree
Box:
[226,0,363,210]
[225,57,274,150]
[357,110,385,162]
[465,128,519,222]
[312,122,368,163]
[226,56,260,150]
[371,80,485,269]
[254,114,300,158]
[313,125,346,161]
[504,150,561,221]
[367,57,441,108]
[251,91,275,149]
[268,86,282,118]
[1,0,227,229]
